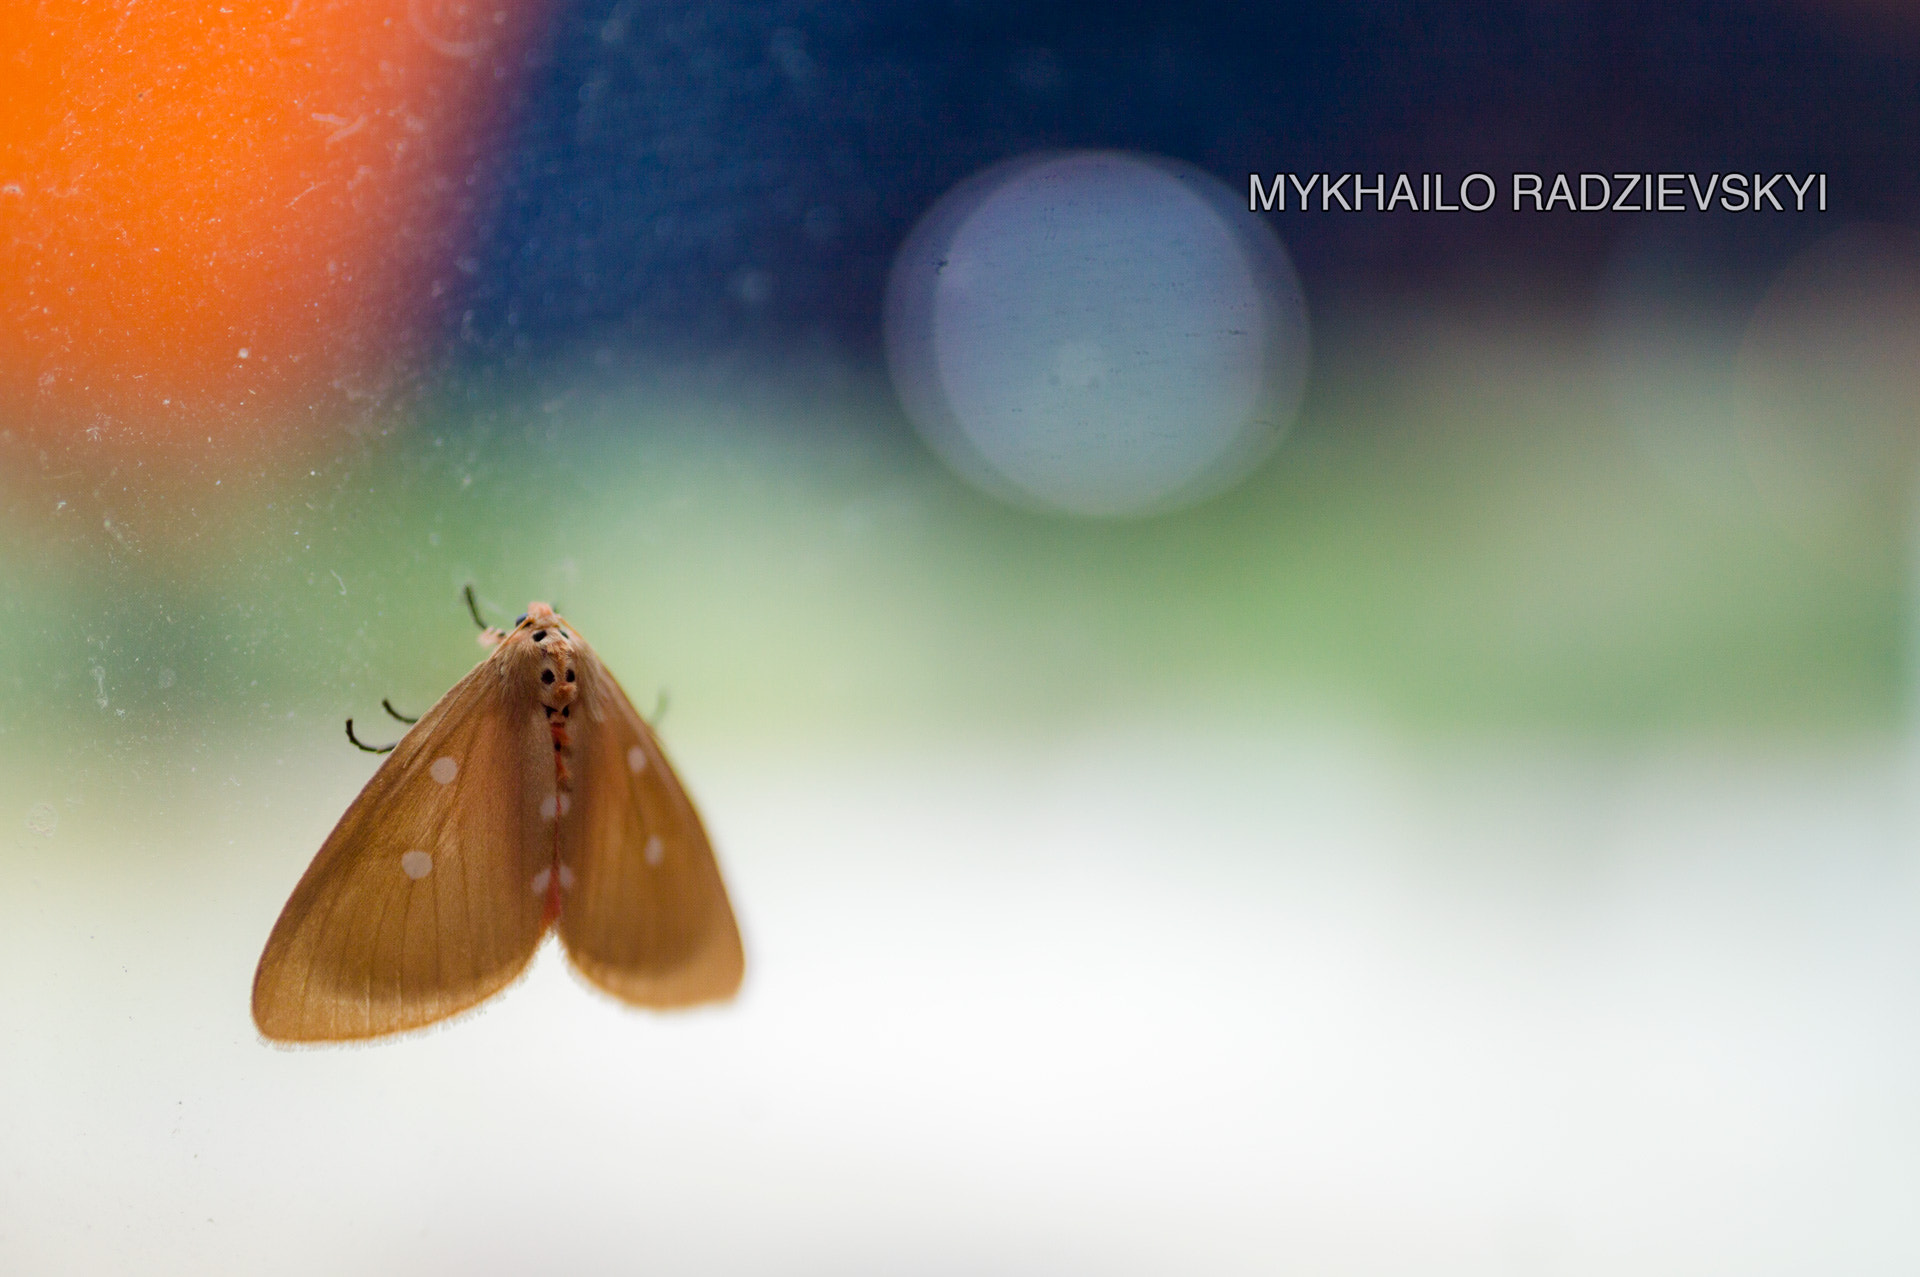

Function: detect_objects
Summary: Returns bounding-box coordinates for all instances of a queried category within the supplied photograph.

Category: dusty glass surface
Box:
[3,4,1919,1273]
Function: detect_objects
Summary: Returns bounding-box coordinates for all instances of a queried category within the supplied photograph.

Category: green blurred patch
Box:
[0,317,1910,778]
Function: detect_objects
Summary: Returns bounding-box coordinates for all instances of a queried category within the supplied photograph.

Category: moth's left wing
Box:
[252,657,556,1041]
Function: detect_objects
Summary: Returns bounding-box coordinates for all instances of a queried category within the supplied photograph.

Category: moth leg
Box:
[344,718,397,754]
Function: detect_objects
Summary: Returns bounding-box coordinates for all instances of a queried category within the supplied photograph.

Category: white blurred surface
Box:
[5,726,1920,1275]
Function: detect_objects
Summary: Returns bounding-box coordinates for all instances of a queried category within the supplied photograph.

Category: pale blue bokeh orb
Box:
[885,151,1310,517]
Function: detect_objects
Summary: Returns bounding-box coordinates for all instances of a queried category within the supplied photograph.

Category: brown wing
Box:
[556,646,744,1007]
[252,653,556,1042]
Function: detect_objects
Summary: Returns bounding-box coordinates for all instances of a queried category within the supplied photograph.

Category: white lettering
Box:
[1459,173,1495,211]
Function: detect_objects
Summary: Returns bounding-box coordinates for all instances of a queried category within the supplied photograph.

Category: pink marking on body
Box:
[526,600,576,925]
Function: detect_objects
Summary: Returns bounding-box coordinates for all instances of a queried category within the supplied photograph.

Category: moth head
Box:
[504,601,581,708]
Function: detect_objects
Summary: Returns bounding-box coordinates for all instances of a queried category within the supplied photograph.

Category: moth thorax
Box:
[535,631,580,794]
[536,637,580,712]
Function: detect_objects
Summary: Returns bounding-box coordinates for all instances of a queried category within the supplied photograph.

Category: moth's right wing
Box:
[252,658,556,1042]
[556,647,744,1008]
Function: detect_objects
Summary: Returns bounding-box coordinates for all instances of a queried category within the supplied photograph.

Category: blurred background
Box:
[4,2,1920,1272]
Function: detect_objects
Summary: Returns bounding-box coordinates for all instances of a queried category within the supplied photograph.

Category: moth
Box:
[252,600,743,1042]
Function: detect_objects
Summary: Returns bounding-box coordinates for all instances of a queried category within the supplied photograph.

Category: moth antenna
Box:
[344,718,397,754]
[381,698,419,725]
[466,584,508,648]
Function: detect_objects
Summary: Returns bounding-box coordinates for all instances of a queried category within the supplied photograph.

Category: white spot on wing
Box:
[558,864,576,890]
[644,834,664,866]
[627,745,646,773]
[430,756,458,784]
[540,794,557,821]
[530,867,551,895]
[401,850,433,879]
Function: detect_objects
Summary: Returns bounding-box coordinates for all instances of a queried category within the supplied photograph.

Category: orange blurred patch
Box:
[0,0,539,452]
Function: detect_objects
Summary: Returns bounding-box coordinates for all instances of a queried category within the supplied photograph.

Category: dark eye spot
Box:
[515,614,528,627]
[565,670,575,682]
[543,706,553,717]
[533,630,546,642]
[561,705,570,717]
[541,670,555,685]
[554,741,562,751]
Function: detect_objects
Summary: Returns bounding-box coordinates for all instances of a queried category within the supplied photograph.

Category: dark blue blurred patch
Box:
[448,0,1917,366]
